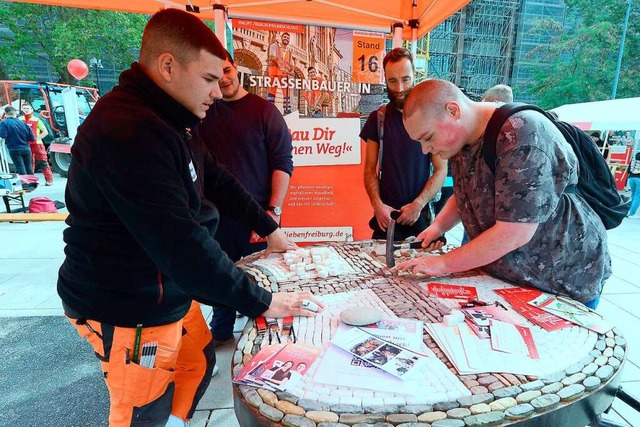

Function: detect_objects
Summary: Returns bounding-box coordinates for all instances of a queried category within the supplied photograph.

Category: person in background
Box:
[361,48,447,240]
[0,105,35,175]
[590,131,609,160]
[57,9,322,427]
[481,84,513,103]
[622,131,635,149]
[395,79,610,309]
[196,49,293,347]
[20,102,54,185]
[627,152,640,219]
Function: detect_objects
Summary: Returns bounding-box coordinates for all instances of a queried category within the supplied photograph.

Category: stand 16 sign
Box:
[352,30,385,84]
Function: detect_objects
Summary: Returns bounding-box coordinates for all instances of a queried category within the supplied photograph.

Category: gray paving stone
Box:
[579,355,595,366]
[530,394,560,412]
[614,346,625,360]
[259,403,285,422]
[540,372,564,384]
[609,357,621,369]
[463,411,506,426]
[557,384,585,401]
[590,349,602,358]
[433,401,460,411]
[582,363,598,376]
[305,411,339,424]
[364,405,399,414]
[492,386,522,399]
[332,404,365,414]
[615,336,626,347]
[540,382,563,394]
[596,365,614,381]
[399,405,433,414]
[519,380,545,392]
[339,414,385,424]
[457,393,494,407]
[515,390,541,404]
[447,407,471,419]
[504,403,534,420]
[595,340,606,351]
[396,424,430,427]
[432,419,465,427]
[561,373,586,386]
[583,376,602,391]
[564,363,582,375]
[386,414,418,424]
[277,391,300,404]
[603,347,614,357]
[318,424,349,427]
[595,356,608,366]
[282,414,316,427]
[605,337,615,348]
[240,387,263,408]
[299,399,330,412]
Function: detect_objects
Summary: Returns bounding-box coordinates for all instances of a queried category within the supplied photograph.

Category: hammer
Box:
[385,210,447,267]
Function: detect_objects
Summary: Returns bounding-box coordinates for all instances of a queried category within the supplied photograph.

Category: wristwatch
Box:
[267,206,282,216]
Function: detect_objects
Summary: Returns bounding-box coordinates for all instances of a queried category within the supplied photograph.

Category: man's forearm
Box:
[270,170,290,208]
[440,220,538,274]
[364,140,383,209]
[413,155,447,208]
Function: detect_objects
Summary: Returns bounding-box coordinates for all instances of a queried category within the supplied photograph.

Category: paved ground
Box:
[1,175,639,426]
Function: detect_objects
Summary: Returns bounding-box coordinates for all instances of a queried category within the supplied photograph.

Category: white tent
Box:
[551,97,640,131]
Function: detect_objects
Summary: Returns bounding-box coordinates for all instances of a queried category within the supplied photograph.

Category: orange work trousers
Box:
[28,142,53,183]
[68,302,215,426]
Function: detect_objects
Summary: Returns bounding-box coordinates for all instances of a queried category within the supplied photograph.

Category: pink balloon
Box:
[67,59,89,80]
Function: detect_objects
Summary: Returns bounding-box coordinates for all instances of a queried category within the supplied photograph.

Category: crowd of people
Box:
[0,103,54,185]
[49,8,632,427]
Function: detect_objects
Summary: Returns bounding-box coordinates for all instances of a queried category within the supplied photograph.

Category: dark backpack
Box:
[482,103,629,230]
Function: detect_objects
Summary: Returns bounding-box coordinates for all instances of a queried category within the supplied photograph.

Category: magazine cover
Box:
[233,342,322,391]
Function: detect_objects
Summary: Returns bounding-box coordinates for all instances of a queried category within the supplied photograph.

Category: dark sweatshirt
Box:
[0,116,35,151]
[58,63,276,327]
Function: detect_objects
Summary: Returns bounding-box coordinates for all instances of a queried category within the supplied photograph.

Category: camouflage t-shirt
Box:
[451,110,611,303]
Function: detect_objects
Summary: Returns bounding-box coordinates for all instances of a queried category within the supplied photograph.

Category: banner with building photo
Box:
[231,19,387,242]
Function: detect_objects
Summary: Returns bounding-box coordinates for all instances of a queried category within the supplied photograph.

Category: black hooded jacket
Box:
[58,63,276,327]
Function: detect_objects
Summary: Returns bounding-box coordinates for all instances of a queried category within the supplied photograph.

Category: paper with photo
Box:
[330,326,428,379]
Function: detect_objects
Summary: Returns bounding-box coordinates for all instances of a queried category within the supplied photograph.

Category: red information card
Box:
[427,283,478,300]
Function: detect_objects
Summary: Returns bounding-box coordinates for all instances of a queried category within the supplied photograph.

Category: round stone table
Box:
[230,241,626,427]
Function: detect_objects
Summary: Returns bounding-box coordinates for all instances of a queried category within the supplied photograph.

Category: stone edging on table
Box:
[232,242,627,426]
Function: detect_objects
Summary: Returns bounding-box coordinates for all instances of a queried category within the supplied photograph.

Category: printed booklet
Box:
[233,342,321,392]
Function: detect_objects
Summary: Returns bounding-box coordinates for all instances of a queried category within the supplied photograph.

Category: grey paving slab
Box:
[612,381,640,427]
[0,316,109,427]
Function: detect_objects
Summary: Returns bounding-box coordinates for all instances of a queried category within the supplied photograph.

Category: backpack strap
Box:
[482,102,549,174]
[376,104,387,180]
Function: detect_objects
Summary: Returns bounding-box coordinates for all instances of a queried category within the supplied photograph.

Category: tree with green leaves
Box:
[0,4,148,85]
[522,0,640,109]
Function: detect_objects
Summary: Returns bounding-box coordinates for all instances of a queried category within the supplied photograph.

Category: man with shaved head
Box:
[58,8,322,427]
[395,79,610,308]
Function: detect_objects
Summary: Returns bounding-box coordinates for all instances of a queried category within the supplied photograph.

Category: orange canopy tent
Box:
[10,0,470,40]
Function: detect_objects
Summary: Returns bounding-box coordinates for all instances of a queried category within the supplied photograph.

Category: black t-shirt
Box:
[359,105,431,208]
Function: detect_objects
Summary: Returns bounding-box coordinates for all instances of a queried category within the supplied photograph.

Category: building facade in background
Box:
[1,0,569,104]
[423,0,567,102]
